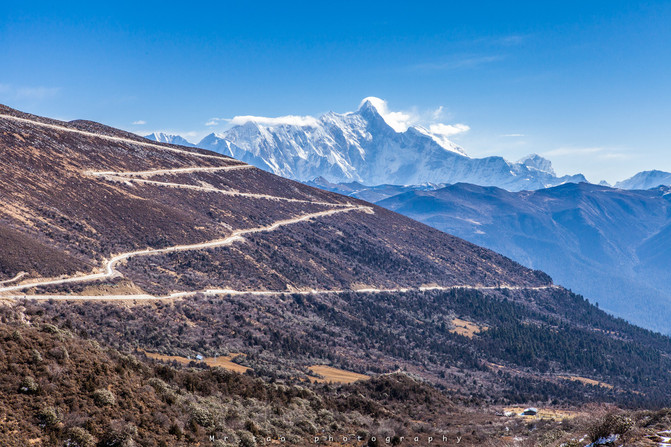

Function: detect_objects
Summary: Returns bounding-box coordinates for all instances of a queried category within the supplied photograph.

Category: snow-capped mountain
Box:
[518,153,556,175]
[614,170,671,190]
[197,98,587,191]
[145,132,195,147]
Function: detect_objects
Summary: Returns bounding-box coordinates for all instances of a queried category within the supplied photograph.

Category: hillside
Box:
[0,104,546,295]
[2,105,671,445]
[0,303,495,446]
[6,303,671,447]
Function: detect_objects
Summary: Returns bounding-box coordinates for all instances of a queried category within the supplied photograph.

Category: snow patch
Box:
[229,115,321,127]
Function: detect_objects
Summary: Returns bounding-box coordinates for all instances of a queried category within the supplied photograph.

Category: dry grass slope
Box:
[308,365,370,384]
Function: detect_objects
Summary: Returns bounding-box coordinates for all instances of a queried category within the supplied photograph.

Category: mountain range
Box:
[144,98,671,333]
[312,180,671,333]
[148,98,671,192]
[5,104,671,445]
[151,98,586,190]
[198,99,592,190]
[145,131,196,147]
[614,169,671,190]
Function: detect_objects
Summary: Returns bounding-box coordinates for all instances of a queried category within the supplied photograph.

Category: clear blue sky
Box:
[2,1,670,183]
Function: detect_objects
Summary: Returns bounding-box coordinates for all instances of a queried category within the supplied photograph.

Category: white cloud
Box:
[495,35,527,46]
[412,55,505,72]
[155,130,199,139]
[432,106,445,121]
[0,83,60,100]
[598,152,632,160]
[181,131,200,139]
[543,147,605,157]
[201,98,469,147]
[229,115,321,127]
[132,120,146,125]
[537,146,638,184]
[543,146,632,161]
[501,133,525,137]
[205,115,321,127]
[359,97,468,136]
[15,86,60,100]
[429,123,470,137]
[360,97,418,132]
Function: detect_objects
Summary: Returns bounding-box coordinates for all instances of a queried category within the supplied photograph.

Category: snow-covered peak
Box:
[144,132,195,147]
[355,96,420,133]
[615,170,671,190]
[196,98,586,191]
[228,114,321,128]
[518,154,555,175]
[412,126,468,156]
[358,97,386,113]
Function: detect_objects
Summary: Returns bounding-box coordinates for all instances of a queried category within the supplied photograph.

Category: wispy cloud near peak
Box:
[411,55,505,72]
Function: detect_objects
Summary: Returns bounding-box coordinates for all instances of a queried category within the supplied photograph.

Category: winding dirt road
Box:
[92,173,354,207]
[0,113,555,301]
[0,272,26,285]
[0,206,371,294]
[4,285,560,301]
[0,113,228,160]
[85,164,253,178]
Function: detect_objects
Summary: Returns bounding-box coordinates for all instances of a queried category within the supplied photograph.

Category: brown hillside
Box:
[0,104,549,293]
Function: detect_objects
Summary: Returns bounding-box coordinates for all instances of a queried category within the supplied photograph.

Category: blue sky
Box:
[2,1,670,183]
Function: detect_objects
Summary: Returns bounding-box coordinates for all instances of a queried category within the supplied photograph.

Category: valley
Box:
[5,1,671,445]
[1,105,671,446]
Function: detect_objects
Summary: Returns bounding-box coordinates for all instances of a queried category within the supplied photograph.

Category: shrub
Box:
[19,376,39,394]
[99,421,138,447]
[559,441,582,447]
[238,430,256,447]
[296,419,317,435]
[67,426,96,447]
[588,413,634,442]
[213,440,236,447]
[11,329,23,341]
[191,405,216,427]
[37,406,61,428]
[41,323,60,334]
[147,377,168,394]
[537,429,568,447]
[93,388,116,406]
[31,348,43,363]
[168,422,183,439]
[48,346,69,361]
[244,420,260,435]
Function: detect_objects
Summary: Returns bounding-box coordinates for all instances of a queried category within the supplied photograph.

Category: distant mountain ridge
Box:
[145,132,195,147]
[192,98,587,191]
[319,180,671,333]
[143,99,671,192]
[615,170,671,190]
